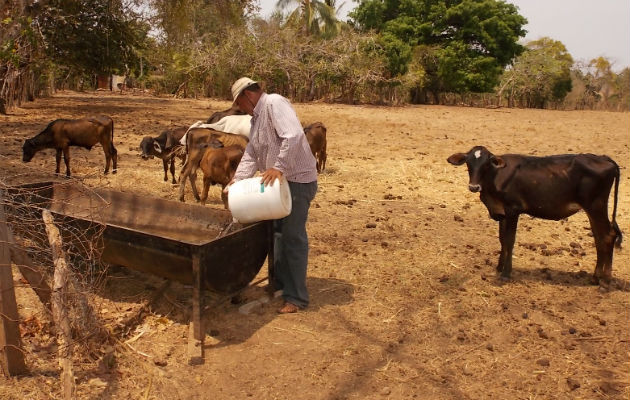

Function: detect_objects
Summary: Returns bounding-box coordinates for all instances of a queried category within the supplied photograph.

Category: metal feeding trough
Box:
[9,181,273,364]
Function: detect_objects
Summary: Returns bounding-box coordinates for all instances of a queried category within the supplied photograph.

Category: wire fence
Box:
[0,156,112,360]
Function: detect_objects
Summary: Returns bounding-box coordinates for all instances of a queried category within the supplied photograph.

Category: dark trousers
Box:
[273,181,317,308]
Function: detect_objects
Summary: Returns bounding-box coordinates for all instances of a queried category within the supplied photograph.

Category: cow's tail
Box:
[611,160,622,248]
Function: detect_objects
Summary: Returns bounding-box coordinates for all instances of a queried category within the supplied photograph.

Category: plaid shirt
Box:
[234,93,318,183]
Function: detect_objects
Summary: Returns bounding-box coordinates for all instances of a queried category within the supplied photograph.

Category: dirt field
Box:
[0,91,629,399]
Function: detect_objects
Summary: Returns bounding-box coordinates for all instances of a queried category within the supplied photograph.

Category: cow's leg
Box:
[62,147,71,177]
[497,215,518,280]
[220,185,229,209]
[170,158,177,184]
[55,149,62,174]
[320,147,327,172]
[101,139,112,174]
[178,163,190,202]
[585,207,616,289]
[162,159,169,182]
[111,144,118,174]
[103,148,111,174]
[200,178,210,205]
[189,170,201,201]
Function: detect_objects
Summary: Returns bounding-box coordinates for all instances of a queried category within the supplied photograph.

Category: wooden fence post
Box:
[0,190,28,376]
[43,209,75,399]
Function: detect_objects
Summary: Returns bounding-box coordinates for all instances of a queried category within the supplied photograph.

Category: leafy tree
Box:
[276,0,340,37]
[350,0,527,103]
[615,68,630,111]
[499,37,573,108]
[37,0,149,79]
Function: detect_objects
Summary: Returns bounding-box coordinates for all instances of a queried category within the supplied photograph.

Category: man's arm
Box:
[269,96,304,174]
[233,142,258,181]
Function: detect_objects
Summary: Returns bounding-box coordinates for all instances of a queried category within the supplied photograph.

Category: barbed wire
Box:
[0,153,113,358]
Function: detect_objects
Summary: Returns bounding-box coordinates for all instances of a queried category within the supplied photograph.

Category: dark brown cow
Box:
[178,128,248,202]
[23,116,118,176]
[139,127,187,183]
[304,122,327,173]
[206,104,247,124]
[199,142,244,208]
[447,146,622,289]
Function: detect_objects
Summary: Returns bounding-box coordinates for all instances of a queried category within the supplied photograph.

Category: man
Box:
[227,77,318,314]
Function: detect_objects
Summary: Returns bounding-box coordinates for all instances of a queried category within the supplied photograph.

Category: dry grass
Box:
[0,91,628,399]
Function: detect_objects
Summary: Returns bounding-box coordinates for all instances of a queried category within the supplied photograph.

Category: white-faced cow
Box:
[447,146,622,290]
[139,127,187,183]
[23,116,117,176]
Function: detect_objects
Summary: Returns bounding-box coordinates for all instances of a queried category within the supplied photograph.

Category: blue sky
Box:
[257,0,630,70]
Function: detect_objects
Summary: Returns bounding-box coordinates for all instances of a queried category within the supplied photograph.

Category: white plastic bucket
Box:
[228,176,292,223]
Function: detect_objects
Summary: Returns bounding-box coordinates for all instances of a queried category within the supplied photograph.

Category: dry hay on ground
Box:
[0,91,628,399]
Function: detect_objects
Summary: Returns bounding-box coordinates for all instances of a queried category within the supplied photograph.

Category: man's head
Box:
[231,77,262,116]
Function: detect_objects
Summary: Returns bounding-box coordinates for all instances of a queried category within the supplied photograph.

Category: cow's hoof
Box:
[112,169,117,174]
[499,275,511,282]
[598,284,610,293]
[590,275,600,285]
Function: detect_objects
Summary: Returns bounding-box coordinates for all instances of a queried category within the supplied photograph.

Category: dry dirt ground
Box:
[0,91,629,399]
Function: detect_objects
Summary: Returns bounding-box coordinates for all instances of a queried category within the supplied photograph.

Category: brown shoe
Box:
[278,302,299,314]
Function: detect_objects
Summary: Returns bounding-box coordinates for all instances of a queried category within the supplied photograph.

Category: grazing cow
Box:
[304,122,327,173]
[23,116,117,176]
[139,127,187,183]
[447,146,622,289]
[178,128,248,202]
[199,142,244,208]
[206,104,247,124]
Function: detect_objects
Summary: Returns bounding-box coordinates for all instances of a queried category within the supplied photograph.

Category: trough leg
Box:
[187,252,204,365]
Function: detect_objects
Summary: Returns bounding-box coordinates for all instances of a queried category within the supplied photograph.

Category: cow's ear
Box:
[447,153,467,166]
[153,141,162,153]
[491,156,506,169]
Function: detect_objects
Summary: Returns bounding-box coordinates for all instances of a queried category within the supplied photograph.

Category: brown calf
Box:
[199,142,244,208]
[178,128,248,202]
[23,116,118,176]
[304,122,327,173]
[447,146,622,290]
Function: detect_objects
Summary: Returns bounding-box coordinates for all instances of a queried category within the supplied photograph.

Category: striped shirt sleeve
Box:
[270,97,305,174]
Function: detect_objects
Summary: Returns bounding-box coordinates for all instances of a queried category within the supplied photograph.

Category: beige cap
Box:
[231,77,257,103]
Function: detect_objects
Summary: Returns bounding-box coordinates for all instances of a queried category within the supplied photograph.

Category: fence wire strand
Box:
[1,154,114,360]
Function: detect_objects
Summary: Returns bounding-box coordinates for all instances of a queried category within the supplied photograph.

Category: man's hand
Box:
[223,179,235,194]
[262,168,283,186]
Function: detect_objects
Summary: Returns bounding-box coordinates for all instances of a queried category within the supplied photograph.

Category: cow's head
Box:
[447,146,505,192]
[22,139,36,162]
[139,136,160,159]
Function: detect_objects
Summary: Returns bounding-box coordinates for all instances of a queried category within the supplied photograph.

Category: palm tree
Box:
[275,0,342,37]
